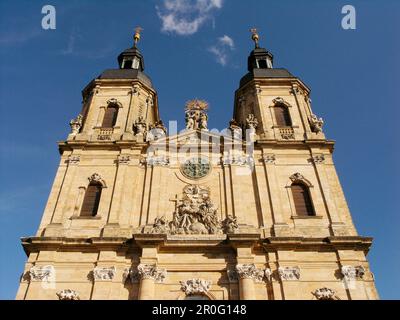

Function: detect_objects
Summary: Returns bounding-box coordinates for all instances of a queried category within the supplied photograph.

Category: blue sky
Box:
[0,0,399,299]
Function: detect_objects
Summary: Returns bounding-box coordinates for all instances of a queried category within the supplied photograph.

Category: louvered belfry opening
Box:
[291,182,315,216]
[80,182,102,217]
[101,105,118,128]
[274,105,292,126]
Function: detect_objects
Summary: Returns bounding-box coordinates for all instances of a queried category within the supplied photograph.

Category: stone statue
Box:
[148,184,223,235]
[149,216,169,234]
[185,112,195,130]
[133,116,147,135]
[184,99,209,131]
[229,118,242,138]
[199,113,208,130]
[309,114,324,133]
[69,114,83,135]
[147,119,167,141]
[246,113,258,130]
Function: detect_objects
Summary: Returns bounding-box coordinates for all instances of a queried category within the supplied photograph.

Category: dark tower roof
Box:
[117,46,145,71]
[240,31,295,87]
[95,30,153,88]
[247,47,274,71]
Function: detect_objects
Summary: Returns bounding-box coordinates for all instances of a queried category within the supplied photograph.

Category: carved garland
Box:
[180,278,211,295]
[341,265,365,281]
[137,264,167,283]
[278,266,300,281]
[56,289,80,300]
[29,265,55,282]
[312,287,337,300]
[235,264,270,283]
[93,266,116,281]
[88,173,106,187]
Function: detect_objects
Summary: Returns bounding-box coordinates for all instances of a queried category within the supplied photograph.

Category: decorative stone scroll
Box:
[312,155,325,164]
[68,155,80,165]
[56,289,80,300]
[341,265,365,281]
[117,155,131,165]
[88,173,106,186]
[309,113,324,133]
[29,265,55,282]
[222,155,254,166]
[278,266,300,281]
[69,114,83,135]
[137,264,167,283]
[272,97,291,107]
[312,287,336,300]
[180,278,211,295]
[235,264,266,283]
[146,155,169,166]
[93,266,116,281]
[289,173,306,183]
[262,154,276,164]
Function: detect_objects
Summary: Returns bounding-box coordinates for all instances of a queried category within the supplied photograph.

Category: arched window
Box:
[274,106,292,126]
[101,105,118,128]
[291,182,315,216]
[80,181,102,217]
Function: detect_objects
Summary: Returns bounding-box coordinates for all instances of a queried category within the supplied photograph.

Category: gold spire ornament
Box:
[134,26,143,47]
[250,28,259,48]
[185,99,209,111]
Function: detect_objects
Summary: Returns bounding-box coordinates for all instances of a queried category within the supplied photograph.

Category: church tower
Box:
[16,29,378,300]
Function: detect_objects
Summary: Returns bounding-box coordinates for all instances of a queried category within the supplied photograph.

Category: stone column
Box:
[236,263,265,300]
[103,154,131,237]
[137,264,167,300]
[311,154,346,235]
[122,84,140,140]
[45,154,81,236]
[262,152,290,236]
[91,265,117,300]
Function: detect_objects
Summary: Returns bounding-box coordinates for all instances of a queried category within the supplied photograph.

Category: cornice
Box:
[21,235,373,256]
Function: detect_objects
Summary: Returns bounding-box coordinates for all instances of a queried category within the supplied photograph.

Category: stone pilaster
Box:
[137,264,167,300]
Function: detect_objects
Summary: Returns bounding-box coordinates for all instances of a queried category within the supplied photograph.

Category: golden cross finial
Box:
[250,28,259,48]
[134,26,143,47]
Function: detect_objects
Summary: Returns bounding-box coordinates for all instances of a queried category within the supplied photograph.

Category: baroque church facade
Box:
[16,29,378,300]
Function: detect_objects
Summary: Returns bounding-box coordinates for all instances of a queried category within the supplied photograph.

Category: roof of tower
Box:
[240,29,296,86]
[97,68,153,87]
[95,27,153,88]
[239,68,295,87]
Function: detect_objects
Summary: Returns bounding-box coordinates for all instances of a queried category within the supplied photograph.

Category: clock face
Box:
[181,157,211,179]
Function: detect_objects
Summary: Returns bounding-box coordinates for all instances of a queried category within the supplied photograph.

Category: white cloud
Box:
[157,0,223,35]
[208,34,234,66]
[218,35,234,49]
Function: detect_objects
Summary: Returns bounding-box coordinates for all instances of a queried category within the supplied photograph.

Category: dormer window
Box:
[132,56,141,69]
[123,59,132,69]
[257,59,268,69]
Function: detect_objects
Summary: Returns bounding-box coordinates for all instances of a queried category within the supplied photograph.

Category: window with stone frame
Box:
[291,182,315,216]
[80,181,102,217]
